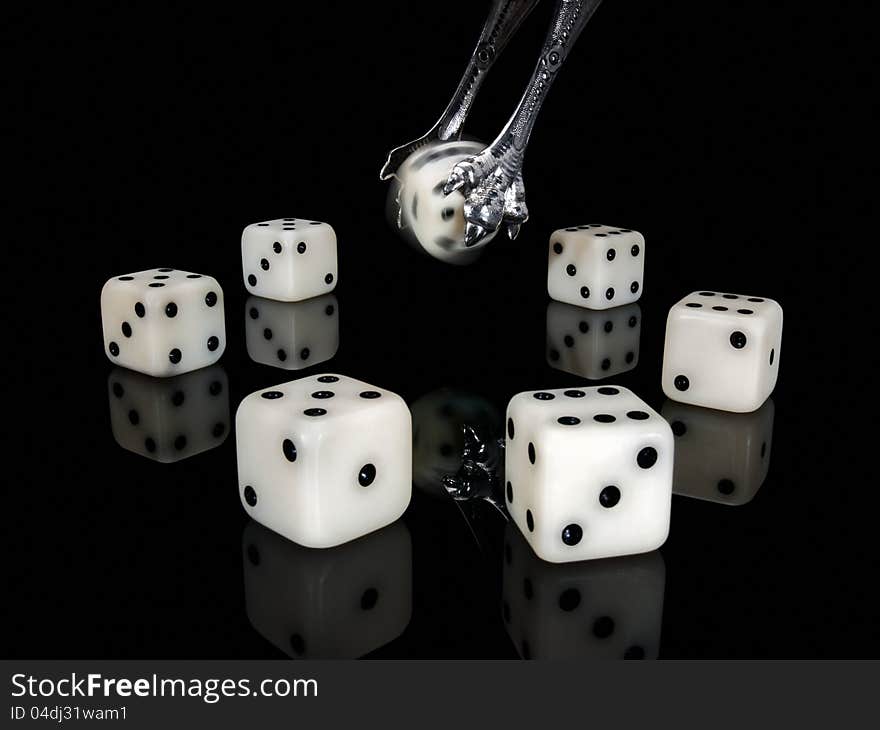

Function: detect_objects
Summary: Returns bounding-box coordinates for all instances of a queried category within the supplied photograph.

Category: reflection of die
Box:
[662,291,783,413]
[241,218,338,302]
[546,302,641,379]
[243,519,412,659]
[236,374,412,548]
[100,268,226,377]
[505,386,673,563]
[395,141,497,262]
[107,366,229,462]
[662,399,774,505]
[502,524,665,659]
[547,224,645,310]
[410,388,502,496]
[245,295,339,370]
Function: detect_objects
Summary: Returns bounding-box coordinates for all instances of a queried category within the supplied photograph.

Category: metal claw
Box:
[464,221,488,247]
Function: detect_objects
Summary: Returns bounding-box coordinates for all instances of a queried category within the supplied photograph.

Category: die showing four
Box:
[548,225,645,311]
[101,268,226,377]
[661,291,783,413]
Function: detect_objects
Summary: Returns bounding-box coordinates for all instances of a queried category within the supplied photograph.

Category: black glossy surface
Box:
[9,2,870,658]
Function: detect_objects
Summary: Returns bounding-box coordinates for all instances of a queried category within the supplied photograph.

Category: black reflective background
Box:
[9,2,871,658]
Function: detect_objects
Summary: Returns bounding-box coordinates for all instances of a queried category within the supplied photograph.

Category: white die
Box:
[245,295,339,370]
[546,301,641,379]
[100,268,226,377]
[241,218,338,302]
[661,291,782,412]
[236,374,412,548]
[505,386,673,563]
[395,140,498,262]
[502,525,665,659]
[107,366,229,462]
[662,398,774,506]
[243,519,412,659]
[547,224,645,310]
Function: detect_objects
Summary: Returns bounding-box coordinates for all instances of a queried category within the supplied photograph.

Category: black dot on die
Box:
[260,258,270,271]
[311,390,335,399]
[165,302,178,318]
[580,286,590,298]
[261,391,284,399]
[748,297,765,303]
[526,510,535,532]
[325,273,334,284]
[761,442,767,457]
[528,443,536,464]
[671,420,687,436]
[558,416,581,425]
[277,349,287,362]
[128,409,139,425]
[713,306,728,311]
[244,486,257,506]
[723,294,738,300]
[566,264,577,277]
[598,387,619,395]
[205,292,218,307]
[605,287,615,300]
[360,588,379,610]
[553,242,563,254]
[112,382,124,398]
[625,351,635,363]
[686,302,702,308]
[360,391,381,399]
[209,381,223,396]
[579,321,589,333]
[318,376,339,383]
[282,439,297,462]
[770,348,775,365]
[564,390,585,398]
[186,274,202,279]
[121,322,132,337]
[549,348,560,361]
[604,321,613,333]
[171,391,185,407]
[738,309,754,315]
[637,447,658,469]
[699,292,715,296]
[109,342,120,356]
[607,248,616,261]
[169,349,182,364]
[249,307,259,319]
[174,435,187,451]
[153,275,169,280]
[207,336,219,351]
[300,348,310,360]
[304,408,326,417]
[558,588,581,612]
[157,268,172,273]
[297,242,307,254]
[601,359,611,371]
[135,302,145,317]
[730,331,747,349]
[628,316,638,328]
[561,523,583,546]
[599,486,621,508]
[631,281,640,294]
[718,478,735,495]
[593,616,615,639]
[507,418,515,439]
[118,276,134,281]
[149,282,165,288]
[506,481,513,503]
[594,414,615,423]
[273,241,283,253]
[263,328,273,340]
[325,305,335,316]
[631,245,640,256]
[533,392,555,400]
[674,375,690,391]
[212,423,225,438]
[358,464,377,486]
[627,411,649,420]
[145,437,156,453]
[248,275,257,286]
